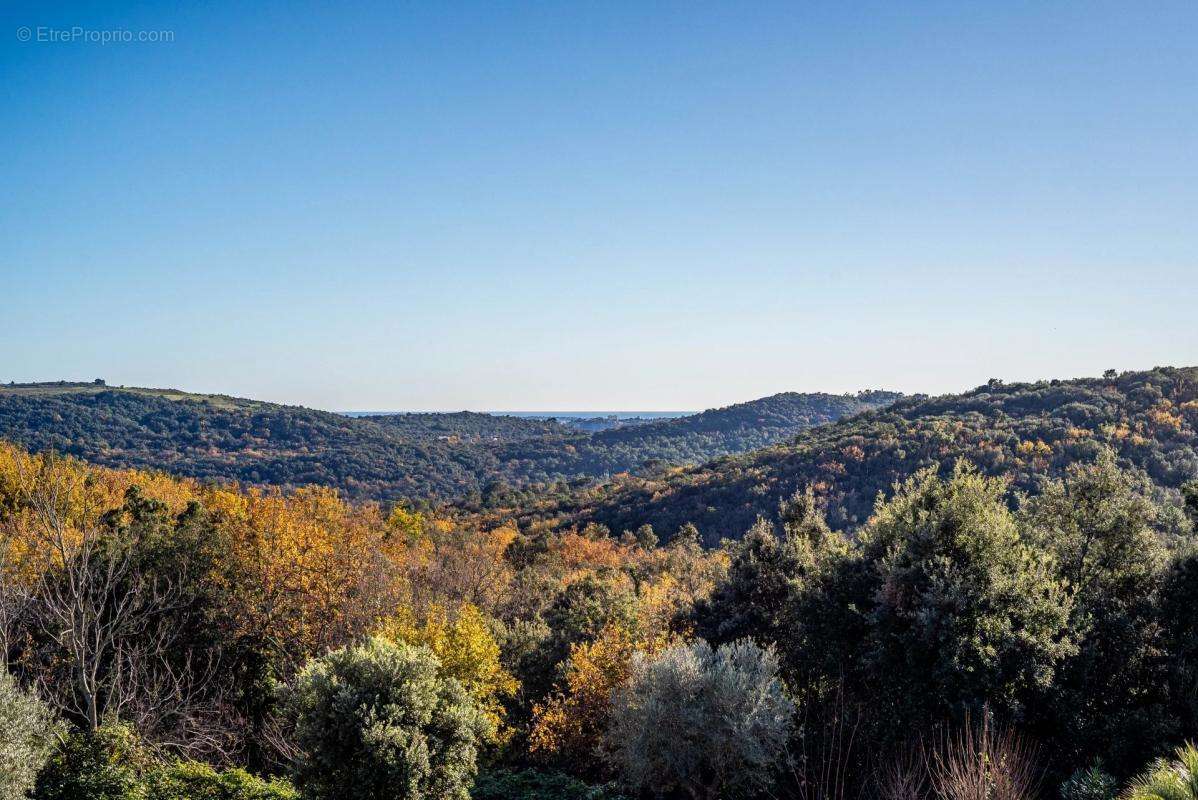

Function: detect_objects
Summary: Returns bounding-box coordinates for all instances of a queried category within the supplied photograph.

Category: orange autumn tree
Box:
[528,572,685,770]
[203,484,405,667]
[528,620,675,770]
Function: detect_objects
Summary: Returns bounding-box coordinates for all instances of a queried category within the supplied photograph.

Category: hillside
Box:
[362,411,572,443]
[488,390,903,486]
[0,382,898,503]
[528,367,1198,541]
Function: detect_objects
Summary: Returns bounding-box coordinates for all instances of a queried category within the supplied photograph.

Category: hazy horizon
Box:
[4,362,1190,416]
[3,1,1195,410]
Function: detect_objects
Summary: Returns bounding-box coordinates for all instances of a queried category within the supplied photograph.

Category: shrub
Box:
[32,723,151,800]
[1123,744,1198,800]
[281,636,491,800]
[604,638,795,800]
[145,761,298,800]
[0,671,61,800]
[471,769,627,800]
[1060,763,1117,800]
[926,713,1042,800]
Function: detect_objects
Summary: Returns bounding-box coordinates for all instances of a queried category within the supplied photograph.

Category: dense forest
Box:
[4,369,1198,800]
[526,367,1198,543]
[3,399,1198,800]
[0,383,899,504]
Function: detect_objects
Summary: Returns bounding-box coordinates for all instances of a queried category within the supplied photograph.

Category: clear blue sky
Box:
[2,1,1195,411]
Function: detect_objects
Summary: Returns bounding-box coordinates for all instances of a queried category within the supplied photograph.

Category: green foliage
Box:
[695,487,849,651]
[604,638,795,800]
[860,463,1076,731]
[470,769,627,800]
[281,636,491,800]
[1161,548,1198,736]
[1060,763,1118,800]
[693,516,802,646]
[527,576,636,697]
[1182,480,1198,528]
[0,671,61,800]
[32,724,152,800]
[554,367,1198,539]
[1023,454,1175,774]
[1123,744,1198,800]
[0,385,897,503]
[145,762,297,800]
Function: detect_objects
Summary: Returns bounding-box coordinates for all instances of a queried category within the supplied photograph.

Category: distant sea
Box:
[341,410,694,419]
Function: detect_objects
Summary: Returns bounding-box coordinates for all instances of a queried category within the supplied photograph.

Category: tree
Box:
[693,517,799,647]
[633,524,657,549]
[0,533,34,669]
[1021,454,1173,774]
[860,463,1076,734]
[281,636,491,800]
[29,480,232,756]
[672,522,702,548]
[27,473,205,734]
[527,575,636,699]
[695,487,848,654]
[1182,479,1198,529]
[471,768,628,800]
[604,638,796,800]
[1161,547,1198,738]
[378,603,517,738]
[1060,763,1117,800]
[0,670,61,800]
[529,624,655,772]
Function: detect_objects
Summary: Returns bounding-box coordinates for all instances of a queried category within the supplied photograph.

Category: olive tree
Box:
[281,636,491,800]
[604,638,795,800]
[0,670,61,800]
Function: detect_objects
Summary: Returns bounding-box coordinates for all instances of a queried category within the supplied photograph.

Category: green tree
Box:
[281,636,491,800]
[633,524,657,549]
[1181,480,1198,529]
[1161,546,1198,738]
[0,671,61,800]
[1022,454,1174,775]
[693,516,800,646]
[695,488,849,656]
[525,575,636,699]
[604,639,795,800]
[471,769,627,800]
[860,462,1075,734]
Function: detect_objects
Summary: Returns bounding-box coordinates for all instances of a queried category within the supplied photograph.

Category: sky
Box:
[1,1,1195,412]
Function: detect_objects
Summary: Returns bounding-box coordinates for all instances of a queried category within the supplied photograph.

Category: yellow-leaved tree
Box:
[379,602,517,740]
[528,617,675,771]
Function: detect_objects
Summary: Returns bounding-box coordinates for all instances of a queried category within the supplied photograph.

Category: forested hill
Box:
[0,382,898,503]
[488,391,904,488]
[362,411,573,443]
[530,367,1198,542]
